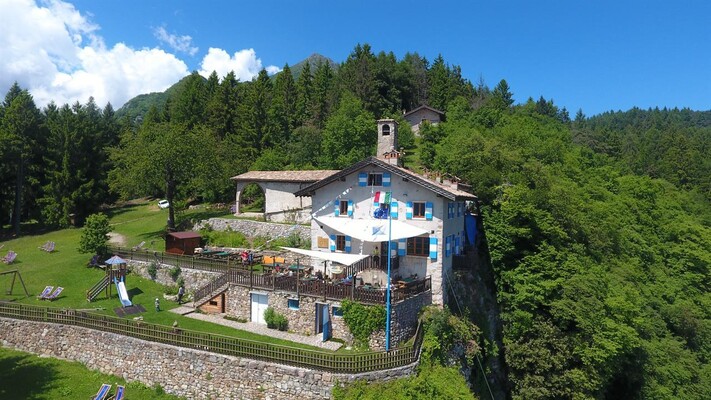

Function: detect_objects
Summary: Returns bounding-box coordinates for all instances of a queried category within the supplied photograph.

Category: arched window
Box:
[382,124,390,136]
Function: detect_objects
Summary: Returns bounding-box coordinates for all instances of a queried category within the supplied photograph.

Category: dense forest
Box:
[1,43,709,399]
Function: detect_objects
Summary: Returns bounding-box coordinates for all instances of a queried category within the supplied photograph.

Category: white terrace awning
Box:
[280,247,369,266]
[314,216,430,243]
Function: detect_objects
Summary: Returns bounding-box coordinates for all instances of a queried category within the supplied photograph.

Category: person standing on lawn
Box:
[177,285,185,304]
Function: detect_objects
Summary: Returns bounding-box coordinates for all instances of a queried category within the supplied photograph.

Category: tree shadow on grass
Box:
[0,354,58,399]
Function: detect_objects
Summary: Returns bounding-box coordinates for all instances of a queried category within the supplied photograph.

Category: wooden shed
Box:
[165,231,202,255]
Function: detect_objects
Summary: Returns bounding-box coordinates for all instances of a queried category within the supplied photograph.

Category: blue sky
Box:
[2,0,710,115]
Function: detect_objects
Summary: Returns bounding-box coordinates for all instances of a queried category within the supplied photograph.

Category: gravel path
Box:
[169,306,343,351]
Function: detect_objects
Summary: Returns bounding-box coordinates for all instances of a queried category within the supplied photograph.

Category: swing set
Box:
[0,270,30,298]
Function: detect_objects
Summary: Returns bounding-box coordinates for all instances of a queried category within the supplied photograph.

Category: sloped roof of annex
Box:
[403,105,445,118]
[230,170,339,183]
[293,156,477,201]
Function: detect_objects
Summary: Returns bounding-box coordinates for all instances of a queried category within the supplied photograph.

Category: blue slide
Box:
[114,277,132,307]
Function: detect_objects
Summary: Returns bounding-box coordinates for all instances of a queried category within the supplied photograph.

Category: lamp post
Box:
[385,196,392,351]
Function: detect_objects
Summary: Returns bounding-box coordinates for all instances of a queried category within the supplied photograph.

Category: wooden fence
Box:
[0,301,422,374]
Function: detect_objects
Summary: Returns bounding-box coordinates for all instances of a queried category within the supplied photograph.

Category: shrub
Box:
[147,262,157,280]
[341,300,386,349]
[264,307,288,331]
[176,276,185,288]
[169,266,181,281]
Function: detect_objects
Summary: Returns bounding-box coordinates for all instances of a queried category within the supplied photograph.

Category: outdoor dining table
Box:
[397,276,417,288]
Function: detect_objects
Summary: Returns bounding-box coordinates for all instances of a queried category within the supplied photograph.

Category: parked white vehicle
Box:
[158,199,170,209]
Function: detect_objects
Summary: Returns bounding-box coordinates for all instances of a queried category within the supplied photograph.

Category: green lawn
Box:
[0,200,325,350]
[0,346,184,400]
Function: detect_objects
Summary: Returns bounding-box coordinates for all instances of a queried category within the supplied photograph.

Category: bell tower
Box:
[376,119,401,166]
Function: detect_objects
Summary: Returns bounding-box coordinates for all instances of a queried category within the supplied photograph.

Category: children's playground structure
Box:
[86,260,131,307]
[0,270,29,298]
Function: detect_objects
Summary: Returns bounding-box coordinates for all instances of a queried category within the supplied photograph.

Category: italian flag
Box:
[373,191,391,205]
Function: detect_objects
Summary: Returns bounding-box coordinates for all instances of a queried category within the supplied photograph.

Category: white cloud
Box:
[198,48,281,81]
[0,0,189,108]
[154,26,198,56]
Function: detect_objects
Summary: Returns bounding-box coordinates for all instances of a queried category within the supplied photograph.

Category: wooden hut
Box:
[165,231,202,255]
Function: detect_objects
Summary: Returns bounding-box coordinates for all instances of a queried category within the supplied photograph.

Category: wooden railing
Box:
[0,301,423,374]
[192,272,230,306]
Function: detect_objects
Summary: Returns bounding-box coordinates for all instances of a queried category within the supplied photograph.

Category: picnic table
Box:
[397,276,418,288]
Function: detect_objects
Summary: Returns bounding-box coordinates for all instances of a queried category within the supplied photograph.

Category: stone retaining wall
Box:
[0,318,417,400]
[194,218,310,242]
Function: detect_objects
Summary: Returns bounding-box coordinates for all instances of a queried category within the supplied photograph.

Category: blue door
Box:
[322,304,331,341]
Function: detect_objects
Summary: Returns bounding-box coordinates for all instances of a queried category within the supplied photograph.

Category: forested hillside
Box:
[1,43,709,399]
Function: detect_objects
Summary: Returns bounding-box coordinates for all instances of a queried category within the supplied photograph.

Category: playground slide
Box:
[114,278,132,307]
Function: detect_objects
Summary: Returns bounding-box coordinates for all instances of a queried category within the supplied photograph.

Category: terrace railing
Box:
[0,301,423,374]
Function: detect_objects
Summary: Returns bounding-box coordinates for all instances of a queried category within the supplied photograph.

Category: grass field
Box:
[0,200,324,349]
[0,346,184,400]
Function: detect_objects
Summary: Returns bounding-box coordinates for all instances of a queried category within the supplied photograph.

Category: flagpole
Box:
[385,193,392,351]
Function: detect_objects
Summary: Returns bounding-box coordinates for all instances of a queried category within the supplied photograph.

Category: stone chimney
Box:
[377,119,402,166]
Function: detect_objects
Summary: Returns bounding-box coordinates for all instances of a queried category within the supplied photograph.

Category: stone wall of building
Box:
[222,284,426,349]
[128,260,221,295]
[0,318,418,400]
[194,218,310,242]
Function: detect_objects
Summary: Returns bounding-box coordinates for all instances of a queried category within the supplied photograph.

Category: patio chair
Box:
[91,383,112,400]
[2,251,17,264]
[37,286,54,300]
[38,241,50,251]
[107,385,125,400]
[42,286,64,301]
[44,241,55,252]
[132,241,145,251]
[87,254,101,268]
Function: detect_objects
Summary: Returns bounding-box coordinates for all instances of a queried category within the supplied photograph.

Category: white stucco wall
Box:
[307,165,462,306]
[235,181,314,223]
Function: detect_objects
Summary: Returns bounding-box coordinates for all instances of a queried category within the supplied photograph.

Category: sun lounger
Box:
[132,241,145,251]
[87,254,101,268]
[38,241,55,252]
[91,384,112,400]
[2,251,17,264]
[37,286,54,299]
[42,286,63,301]
[108,385,125,400]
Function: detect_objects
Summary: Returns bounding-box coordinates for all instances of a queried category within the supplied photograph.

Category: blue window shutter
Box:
[347,200,354,217]
[429,236,438,260]
[457,202,462,217]
[398,238,407,256]
[406,201,413,219]
[383,172,391,187]
[425,202,433,220]
[334,199,340,216]
[445,235,451,257]
[329,235,336,252]
[391,201,398,219]
[345,236,351,253]
[358,172,367,187]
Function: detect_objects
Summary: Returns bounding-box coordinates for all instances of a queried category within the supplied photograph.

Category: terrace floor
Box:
[169,305,343,351]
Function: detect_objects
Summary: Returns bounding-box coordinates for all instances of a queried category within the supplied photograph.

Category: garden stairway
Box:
[192,272,230,307]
